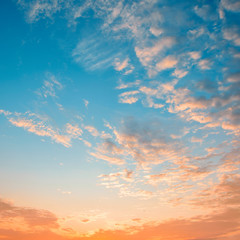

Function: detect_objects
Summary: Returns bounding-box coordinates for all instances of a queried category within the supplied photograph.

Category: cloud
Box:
[9,2,240,238]
[198,59,212,70]
[84,125,99,137]
[91,118,186,167]
[118,90,139,104]
[90,152,125,165]
[156,55,178,72]
[83,99,89,108]
[194,4,217,21]
[149,27,163,37]
[227,72,240,83]
[114,57,134,75]
[2,203,240,240]
[89,208,240,240]
[72,37,119,71]
[65,123,83,139]
[188,51,201,60]
[0,110,87,148]
[18,0,64,23]
[36,73,63,98]
[114,58,129,71]
[191,172,240,208]
[223,27,240,46]
[121,69,240,135]
[135,37,175,67]
[8,115,71,147]
[172,69,188,78]
[221,0,240,12]
[116,80,141,90]
[57,188,72,195]
[196,79,217,93]
[0,198,59,230]
[98,169,133,190]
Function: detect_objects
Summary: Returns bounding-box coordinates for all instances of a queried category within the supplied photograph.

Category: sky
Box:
[0,0,240,239]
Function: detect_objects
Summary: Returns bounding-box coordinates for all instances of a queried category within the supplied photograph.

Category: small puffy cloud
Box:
[156,56,178,72]
[114,58,129,71]
[65,123,83,139]
[172,69,188,78]
[149,27,163,36]
[188,27,205,39]
[188,51,201,60]
[57,188,72,195]
[194,4,217,21]
[83,99,89,108]
[116,80,141,90]
[114,57,134,75]
[84,125,100,137]
[135,37,175,67]
[221,0,240,12]
[233,53,240,58]
[198,59,212,70]
[118,90,139,104]
[223,27,240,46]
[227,72,240,83]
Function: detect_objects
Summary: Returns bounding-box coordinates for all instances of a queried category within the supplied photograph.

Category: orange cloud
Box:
[1,199,240,240]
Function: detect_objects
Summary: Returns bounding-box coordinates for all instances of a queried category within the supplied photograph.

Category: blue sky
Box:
[0,0,240,239]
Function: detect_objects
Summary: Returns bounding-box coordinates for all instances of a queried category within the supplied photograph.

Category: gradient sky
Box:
[0,0,240,239]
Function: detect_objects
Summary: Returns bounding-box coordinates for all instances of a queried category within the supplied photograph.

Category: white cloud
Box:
[116,80,141,90]
[83,99,89,108]
[118,90,139,104]
[188,51,201,60]
[135,37,175,67]
[223,27,240,46]
[36,73,63,98]
[198,59,212,70]
[172,69,188,78]
[156,56,178,72]
[0,110,90,148]
[149,27,163,36]
[19,0,63,23]
[114,58,129,71]
[84,125,100,137]
[221,0,240,12]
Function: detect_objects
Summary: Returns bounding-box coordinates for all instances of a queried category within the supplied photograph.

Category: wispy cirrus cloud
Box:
[0,110,83,148]
[72,36,120,71]
[36,72,63,99]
